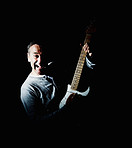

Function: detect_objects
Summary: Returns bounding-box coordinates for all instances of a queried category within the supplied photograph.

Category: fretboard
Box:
[71,48,87,90]
[70,19,96,90]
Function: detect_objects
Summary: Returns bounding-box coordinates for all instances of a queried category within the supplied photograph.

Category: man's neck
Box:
[30,70,45,76]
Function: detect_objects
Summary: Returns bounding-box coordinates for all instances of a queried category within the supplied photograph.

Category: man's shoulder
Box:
[21,75,32,90]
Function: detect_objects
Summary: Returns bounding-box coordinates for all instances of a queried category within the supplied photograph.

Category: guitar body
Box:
[59,84,90,109]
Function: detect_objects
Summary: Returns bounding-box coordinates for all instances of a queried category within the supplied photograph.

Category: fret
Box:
[74,73,81,77]
[78,61,85,66]
[71,84,78,90]
[79,56,86,61]
[75,69,82,74]
[70,20,96,90]
[71,48,87,90]
[73,75,80,80]
[71,78,79,90]
[77,65,83,69]
[73,73,81,77]
[75,68,83,73]
[72,79,79,83]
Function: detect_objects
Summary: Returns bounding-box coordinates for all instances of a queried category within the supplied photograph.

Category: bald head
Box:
[28,44,41,54]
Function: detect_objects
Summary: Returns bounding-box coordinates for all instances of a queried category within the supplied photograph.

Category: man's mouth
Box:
[34,61,53,70]
[34,64,42,70]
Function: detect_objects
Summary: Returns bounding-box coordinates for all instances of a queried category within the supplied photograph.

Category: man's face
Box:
[27,44,44,75]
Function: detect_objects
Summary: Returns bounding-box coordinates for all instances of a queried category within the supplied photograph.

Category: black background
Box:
[2,2,99,142]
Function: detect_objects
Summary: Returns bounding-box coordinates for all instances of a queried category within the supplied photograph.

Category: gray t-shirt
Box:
[20,74,58,120]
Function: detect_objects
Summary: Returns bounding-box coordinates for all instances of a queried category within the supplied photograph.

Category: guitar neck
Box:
[70,19,96,90]
[71,48,87,90]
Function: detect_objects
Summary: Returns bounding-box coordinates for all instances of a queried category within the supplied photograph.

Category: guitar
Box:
[59,21,96,109]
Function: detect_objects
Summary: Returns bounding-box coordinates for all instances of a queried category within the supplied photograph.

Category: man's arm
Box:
[20,86,38,120]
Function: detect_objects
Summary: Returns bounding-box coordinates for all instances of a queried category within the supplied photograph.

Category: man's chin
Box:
[36,68,44,75]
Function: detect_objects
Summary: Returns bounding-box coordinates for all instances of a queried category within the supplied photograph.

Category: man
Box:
[20,41,90,124]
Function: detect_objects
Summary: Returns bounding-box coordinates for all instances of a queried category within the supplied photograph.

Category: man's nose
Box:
[37,55,41,64]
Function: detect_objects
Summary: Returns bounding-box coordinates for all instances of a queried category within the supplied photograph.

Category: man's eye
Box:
[34,55,39,58]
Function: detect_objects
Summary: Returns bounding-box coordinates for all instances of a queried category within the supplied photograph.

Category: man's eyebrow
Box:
[33,52,39,54]
[33,52,42,54]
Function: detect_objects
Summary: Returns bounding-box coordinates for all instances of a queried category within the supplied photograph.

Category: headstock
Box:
[84,18,96,44]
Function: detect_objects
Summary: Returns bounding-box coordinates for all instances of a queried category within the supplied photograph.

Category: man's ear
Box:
[27,53,31,62]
